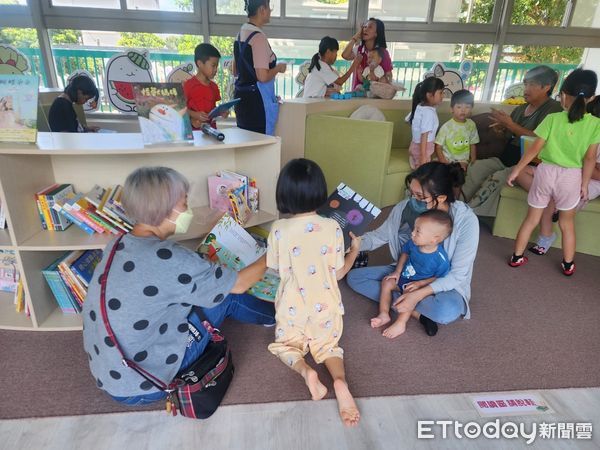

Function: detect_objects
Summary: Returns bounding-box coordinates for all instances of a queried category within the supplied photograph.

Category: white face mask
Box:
[167,207,193,234]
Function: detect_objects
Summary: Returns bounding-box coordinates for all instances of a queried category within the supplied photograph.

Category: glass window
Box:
[433,0,495,23]
[493,45,583,101]
[285,0,349,19]
[216,0,281,17]
[49,29,203,111]
[51,0,121,8]
[511,0,567,26]
[368,0,428,22]
[126,0,194,12]
[387,42,491,100]
[0,27,48,86]
[0,0,28,4]
[571,0,600,28]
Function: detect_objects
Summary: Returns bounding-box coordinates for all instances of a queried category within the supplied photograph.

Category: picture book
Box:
[0,249,19,293]
[133,82,193,145]
[207,98,241,121]
[207,175,243,213]
[0,74,38,143]
[197,213,278,302]
[317,182,381,249]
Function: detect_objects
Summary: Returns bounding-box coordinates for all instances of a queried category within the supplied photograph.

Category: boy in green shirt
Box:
[434,89,479,171]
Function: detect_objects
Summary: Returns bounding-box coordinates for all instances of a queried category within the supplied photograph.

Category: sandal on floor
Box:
[508,254,528,267]
[529,233,557,256]
[528,244,549,255]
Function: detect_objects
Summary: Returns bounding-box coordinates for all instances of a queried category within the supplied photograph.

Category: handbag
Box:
[99,235,234,419]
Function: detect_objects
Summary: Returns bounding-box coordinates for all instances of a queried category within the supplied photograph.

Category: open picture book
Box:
[196,213,278,302]
[317,182,381,249]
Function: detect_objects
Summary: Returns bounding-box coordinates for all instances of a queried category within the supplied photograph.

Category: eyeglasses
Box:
[409,191,433,202]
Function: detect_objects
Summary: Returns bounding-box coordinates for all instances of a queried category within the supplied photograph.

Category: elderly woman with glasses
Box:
[347,162,479,337]
[82,166,274,406]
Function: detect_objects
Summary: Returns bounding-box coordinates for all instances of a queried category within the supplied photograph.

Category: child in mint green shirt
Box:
[435,89,479,170]
[507,69,600,276]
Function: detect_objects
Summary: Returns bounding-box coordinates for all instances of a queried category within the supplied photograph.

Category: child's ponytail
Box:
[309,36,340,73]
[560,68,598,123]
[408,77,445,123]
[308,53,321,73]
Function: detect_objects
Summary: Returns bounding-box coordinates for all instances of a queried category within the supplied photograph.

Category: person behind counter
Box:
[48,75,100,133]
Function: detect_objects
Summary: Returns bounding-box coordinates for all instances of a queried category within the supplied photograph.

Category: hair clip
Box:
[578,91,586,96]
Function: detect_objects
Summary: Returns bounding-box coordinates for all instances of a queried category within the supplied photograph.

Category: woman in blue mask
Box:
[233,0,287,135]
[347,162,479,337]
[82,166,274,406]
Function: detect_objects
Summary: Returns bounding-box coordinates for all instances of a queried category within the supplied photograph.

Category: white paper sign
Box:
[471,392,554,417]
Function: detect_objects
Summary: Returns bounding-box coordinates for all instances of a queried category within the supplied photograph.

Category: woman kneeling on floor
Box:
[82,166,274,405]
[347,162,479,337]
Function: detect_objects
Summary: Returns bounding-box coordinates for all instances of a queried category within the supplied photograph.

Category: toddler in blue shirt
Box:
[371,209,452,338]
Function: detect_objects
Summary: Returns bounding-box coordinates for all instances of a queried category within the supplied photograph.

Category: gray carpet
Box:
[1,224,599,420]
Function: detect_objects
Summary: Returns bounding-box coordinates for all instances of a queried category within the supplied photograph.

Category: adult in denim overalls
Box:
[233,0,286,135]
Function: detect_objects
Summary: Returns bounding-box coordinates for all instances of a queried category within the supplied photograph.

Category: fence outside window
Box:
[20,47,576,112]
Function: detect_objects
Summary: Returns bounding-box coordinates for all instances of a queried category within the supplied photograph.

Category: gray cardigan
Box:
[360,200,479,318]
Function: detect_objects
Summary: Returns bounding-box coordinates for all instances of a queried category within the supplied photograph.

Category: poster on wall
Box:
[424,61,473,98]
[0,44,31,75]
[104,49,153,114]
[167,62,194,84]
[0,74,38,143]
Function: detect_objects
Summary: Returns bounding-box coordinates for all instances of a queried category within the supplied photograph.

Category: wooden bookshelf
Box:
[0,228,12,248]
[0,291,33,330]
[0,128,281,331]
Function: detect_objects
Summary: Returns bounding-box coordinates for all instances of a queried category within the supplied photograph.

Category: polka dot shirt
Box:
[82,234,236,397]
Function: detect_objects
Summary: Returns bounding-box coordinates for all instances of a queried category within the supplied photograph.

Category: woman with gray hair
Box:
[82,166,274,405]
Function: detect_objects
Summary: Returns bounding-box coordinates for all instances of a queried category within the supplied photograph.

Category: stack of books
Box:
[35,183,134,235]
[42,249,103,314]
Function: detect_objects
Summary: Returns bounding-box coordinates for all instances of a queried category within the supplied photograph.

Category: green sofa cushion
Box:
[500,185,600,213]
[387,147,411,175]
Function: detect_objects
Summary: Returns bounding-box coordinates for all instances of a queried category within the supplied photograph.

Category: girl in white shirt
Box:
[303,37,360,98]
[405,77,445,169]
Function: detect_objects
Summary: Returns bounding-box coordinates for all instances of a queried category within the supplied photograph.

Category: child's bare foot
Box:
[305,368,327,400]
[333,379,360,427]
[382,320,407,339]
[370,312,391,328]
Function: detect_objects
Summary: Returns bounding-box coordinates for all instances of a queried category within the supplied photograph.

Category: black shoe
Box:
[419,315,438,336]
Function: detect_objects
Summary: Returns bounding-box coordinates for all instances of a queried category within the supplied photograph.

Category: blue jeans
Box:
[111,293,275,405]
[346,265,466,325]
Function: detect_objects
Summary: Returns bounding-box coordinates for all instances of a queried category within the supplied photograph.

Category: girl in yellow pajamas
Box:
[267,158,361,427]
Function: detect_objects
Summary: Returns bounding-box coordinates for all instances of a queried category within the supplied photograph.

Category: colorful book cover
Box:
[317,182,381,249]
[70,249,103,287]
[0,249,19,293]
[133,82,193,145]
[196,213,278,302]
[207,175,243,213]
[0,74,38,143]
[42,253,80,314]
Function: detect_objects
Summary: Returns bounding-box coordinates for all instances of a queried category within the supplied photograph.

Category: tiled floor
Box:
[1,388,599,449]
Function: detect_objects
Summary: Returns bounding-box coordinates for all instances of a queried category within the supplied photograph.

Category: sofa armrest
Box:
[305,114,394,203]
